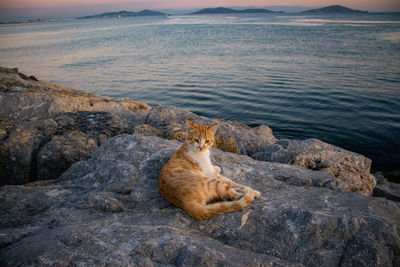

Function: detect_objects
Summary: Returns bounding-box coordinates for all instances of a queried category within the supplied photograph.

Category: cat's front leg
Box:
[213,165,221,173]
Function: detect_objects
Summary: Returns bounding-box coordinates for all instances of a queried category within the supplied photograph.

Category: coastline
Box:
[1,66,399,265]
[0,18,76,25]
[1,66,394,189]
[1,66,398,189]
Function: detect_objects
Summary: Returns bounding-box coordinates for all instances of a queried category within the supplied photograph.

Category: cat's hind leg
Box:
[183,193,252,220]
[219,176,261,199]
[213,179,245,201]
[225,186,244,200]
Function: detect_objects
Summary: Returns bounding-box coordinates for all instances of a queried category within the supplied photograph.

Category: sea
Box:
[0,13,399,174]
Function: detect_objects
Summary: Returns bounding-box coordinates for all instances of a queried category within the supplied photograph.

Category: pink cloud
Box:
[1,0,399,12]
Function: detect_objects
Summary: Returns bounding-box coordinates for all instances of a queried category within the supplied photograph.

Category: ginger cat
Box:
[158,120,261,220]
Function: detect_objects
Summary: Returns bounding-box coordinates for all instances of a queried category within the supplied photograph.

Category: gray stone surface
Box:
[0,68,277,185]
[0,112,139,185]
[1,134,399,266]
[252,139,376,195]
[37,130,98,180]
[0,118,57,185]
[0,67,150,121]
[2,67,397,264]
[373,182,400,202]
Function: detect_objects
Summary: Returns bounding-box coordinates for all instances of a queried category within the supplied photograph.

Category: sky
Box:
[0,0,399,18]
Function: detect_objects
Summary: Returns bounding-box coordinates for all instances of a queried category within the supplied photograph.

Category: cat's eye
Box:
[205,140,210,144]
[193,139,199,143]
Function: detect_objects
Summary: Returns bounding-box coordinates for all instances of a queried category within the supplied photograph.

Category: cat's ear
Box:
[186,119,197,129]
[208,124,219,134]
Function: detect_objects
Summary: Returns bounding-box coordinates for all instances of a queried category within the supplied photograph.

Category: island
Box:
[79,9,165,19]
[0,18,76,25]
[191,7,277,15]
[302,5,368,14]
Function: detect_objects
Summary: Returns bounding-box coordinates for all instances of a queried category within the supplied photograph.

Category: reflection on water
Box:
[380,31,400,42]
[0,13,399,173]
[297,19,400,24]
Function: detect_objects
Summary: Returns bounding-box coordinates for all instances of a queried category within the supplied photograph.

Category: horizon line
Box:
[1,4,400,20]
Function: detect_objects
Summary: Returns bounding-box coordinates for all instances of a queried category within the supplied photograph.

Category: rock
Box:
[1,67,392,264]
[0,67,38,81]
[37,131,98,180]
[252,139,376,196]
[1,68,278,185]
[0,118,58,185]
[133,124,159,137]
[0,111,140,184]
[387,170,400,183]
[146,103,277,155]
[0,128,44,185]
[0,67,152,185]
[52,111,137,145]
[373,182,400,202]
[373,171,388,184]
[0,119,13,141]
[0,129,7,141]
[0,67,150,121]
[0,67,382,197]
[0,134,399,266]
[371,172,400,202]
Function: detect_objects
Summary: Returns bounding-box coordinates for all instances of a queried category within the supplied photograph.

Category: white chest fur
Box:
[186,149,216,178]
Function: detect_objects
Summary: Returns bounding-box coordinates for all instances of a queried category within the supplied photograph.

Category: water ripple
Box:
[1,13,399,172]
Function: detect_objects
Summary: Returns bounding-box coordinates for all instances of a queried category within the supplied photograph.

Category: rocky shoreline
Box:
[0,67,399,266]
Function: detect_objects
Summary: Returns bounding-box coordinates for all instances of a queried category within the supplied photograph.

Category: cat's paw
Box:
[229,188,244,200]
[213,165,221,173]
[246,187,261,199]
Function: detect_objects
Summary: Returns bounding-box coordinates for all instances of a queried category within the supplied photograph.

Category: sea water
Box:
[0,13,399,173]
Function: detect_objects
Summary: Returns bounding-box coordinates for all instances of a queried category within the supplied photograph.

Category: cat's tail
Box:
[184,188,260,220]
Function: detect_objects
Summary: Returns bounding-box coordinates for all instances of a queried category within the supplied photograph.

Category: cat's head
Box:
[185,120,219,152]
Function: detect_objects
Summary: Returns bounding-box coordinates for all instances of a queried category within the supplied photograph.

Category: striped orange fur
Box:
[158,120,261,220]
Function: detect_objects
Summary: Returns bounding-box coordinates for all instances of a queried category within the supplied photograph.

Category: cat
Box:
[158,119,261,220]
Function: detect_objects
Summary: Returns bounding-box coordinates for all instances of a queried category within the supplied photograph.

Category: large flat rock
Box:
[0,67,150,121]
[1,134,399,266]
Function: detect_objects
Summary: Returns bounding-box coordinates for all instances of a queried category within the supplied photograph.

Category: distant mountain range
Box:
[78,5,368,20]
[79,9,165,19]
[191,5,367,15]
[191,7,278,15]
[302,5,368,14]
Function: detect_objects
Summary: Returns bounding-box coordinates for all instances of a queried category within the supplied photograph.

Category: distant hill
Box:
[79,9,165,19]
[191,7,277,15]
[302,5,368,14]
[239,8,280,14]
